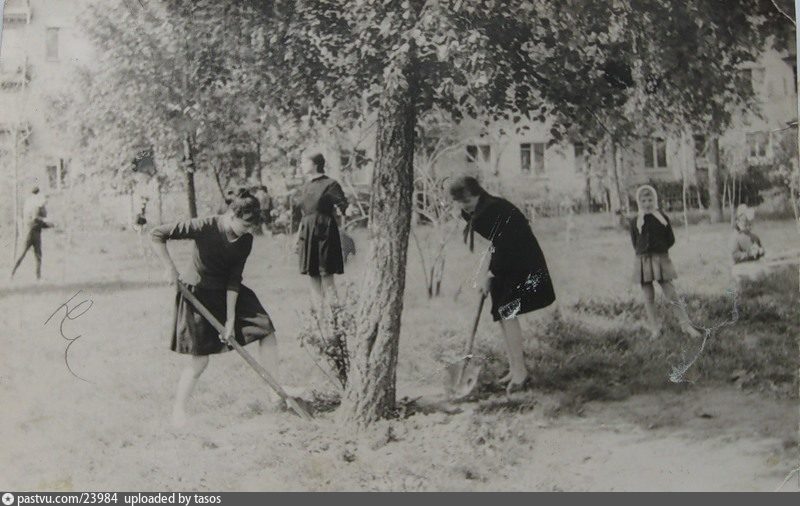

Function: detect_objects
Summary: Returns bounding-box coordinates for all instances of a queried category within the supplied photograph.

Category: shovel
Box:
[176,281,313,421]
[443,293,486,400]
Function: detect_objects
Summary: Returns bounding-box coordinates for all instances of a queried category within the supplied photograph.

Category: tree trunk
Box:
[680,131,690,240]
[340,51,417,427]
[255,142,263,184]
[183,133,198,218]
[707,137,723,223]
[583,175,592,213]
[155,177,163,225]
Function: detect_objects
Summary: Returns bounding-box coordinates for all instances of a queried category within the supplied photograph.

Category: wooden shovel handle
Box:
[176,282,313,421]
[464,293,486,357]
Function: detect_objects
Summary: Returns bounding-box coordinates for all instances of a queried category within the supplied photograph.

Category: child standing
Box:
[630,185,701,339]
[151,188,279,427]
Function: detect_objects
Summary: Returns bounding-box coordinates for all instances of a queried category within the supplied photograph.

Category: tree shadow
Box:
[0,279,169,300]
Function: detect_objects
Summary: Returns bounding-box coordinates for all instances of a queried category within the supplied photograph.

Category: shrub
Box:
[297,286,359,389]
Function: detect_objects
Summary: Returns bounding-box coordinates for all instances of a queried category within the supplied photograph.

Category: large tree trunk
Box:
[707,136,723,223]
[340,52,417,427]
[183,133,198,218]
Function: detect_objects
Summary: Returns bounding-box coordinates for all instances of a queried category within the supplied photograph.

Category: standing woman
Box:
[296,152,349,307]
[151,188,278,427]
[449,176,556,394]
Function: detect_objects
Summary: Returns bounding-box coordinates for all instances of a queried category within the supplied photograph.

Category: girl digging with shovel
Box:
[151,188,280,427]
[449,176,556,395]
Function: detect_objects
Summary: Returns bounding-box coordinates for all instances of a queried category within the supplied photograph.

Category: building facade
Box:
[312,46,797,215]
[1,0,94,195]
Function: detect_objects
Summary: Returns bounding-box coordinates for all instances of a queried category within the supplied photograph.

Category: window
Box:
[746,132,769,160]
[533,143,545,174]
[46,27,60,61]
[693,135,707,166]
[46,165,59,190]
[574,143,586,173]
[46,159,68,190]
[643,137,667,169]
[466,145,478,163]
[521,142,545,174]
[739,67,765,95]
[479,144,491,163]
[466,144,490,164]
[520,143,531,173]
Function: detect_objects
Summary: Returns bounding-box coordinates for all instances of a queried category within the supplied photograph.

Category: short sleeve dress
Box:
[297,175,349,276]
[462,193,556,321]
[151,216,275,356]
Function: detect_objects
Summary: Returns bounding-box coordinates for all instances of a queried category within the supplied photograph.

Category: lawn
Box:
[0,213,797,491]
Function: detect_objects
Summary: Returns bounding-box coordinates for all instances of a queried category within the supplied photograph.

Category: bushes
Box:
[296,286,358,390]
[475,266,798,405]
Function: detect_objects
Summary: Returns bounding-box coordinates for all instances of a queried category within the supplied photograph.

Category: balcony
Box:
[2,0,32,25]
[0,121,32,153]
[0,57,31,89]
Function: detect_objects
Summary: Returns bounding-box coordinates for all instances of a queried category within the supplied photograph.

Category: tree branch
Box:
[770,0,796,26]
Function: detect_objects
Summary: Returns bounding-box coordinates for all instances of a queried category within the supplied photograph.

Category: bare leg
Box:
[173,355,209,427]
[660,281,702,338]
[320,274,339,306]
[258,333,283,407]
[308,275,324,313]
[499,317,528,387]
[641,282,661,338]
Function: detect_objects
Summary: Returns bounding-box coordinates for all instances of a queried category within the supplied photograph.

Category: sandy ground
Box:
[0,216,798,491]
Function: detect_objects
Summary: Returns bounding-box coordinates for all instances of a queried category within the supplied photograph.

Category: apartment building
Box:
[0,0,93,194]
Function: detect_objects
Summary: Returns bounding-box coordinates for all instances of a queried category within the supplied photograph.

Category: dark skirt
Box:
[170,284,275,356]
[632,253,677,285]
[490,270,556,322]
[298,213,344,276]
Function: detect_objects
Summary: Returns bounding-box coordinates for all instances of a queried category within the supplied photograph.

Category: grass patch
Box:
[474,266,798,409]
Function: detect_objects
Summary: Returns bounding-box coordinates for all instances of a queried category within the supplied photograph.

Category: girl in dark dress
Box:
[630,185,701,339]
[295,153,349,307]
[151,189,278,427]
[449,176,556,394]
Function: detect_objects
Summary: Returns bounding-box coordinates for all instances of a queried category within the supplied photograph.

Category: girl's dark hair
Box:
[229,187,261,224]
[448,176,486,201]
[309,153,326,173]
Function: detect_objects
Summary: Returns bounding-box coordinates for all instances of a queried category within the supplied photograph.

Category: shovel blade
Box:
[443,360,482,400]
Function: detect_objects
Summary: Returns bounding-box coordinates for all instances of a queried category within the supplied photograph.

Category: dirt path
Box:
[1,226,797,491]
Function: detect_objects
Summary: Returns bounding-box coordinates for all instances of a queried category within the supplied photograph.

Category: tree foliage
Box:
[57,0,793,424]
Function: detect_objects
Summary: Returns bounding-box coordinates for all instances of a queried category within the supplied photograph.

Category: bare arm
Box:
[223,289,238,343]
[222,236,251,341]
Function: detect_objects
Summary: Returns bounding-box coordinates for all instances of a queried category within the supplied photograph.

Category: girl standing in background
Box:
[630,185,701,340]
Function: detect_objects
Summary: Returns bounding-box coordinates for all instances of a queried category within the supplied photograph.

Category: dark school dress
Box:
[462,193,556,322]
[151,216,275,356]
[297,175,349,276]
[629,213,678,284]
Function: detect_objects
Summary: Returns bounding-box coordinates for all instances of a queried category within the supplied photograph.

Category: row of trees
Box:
[57,0,794,425]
